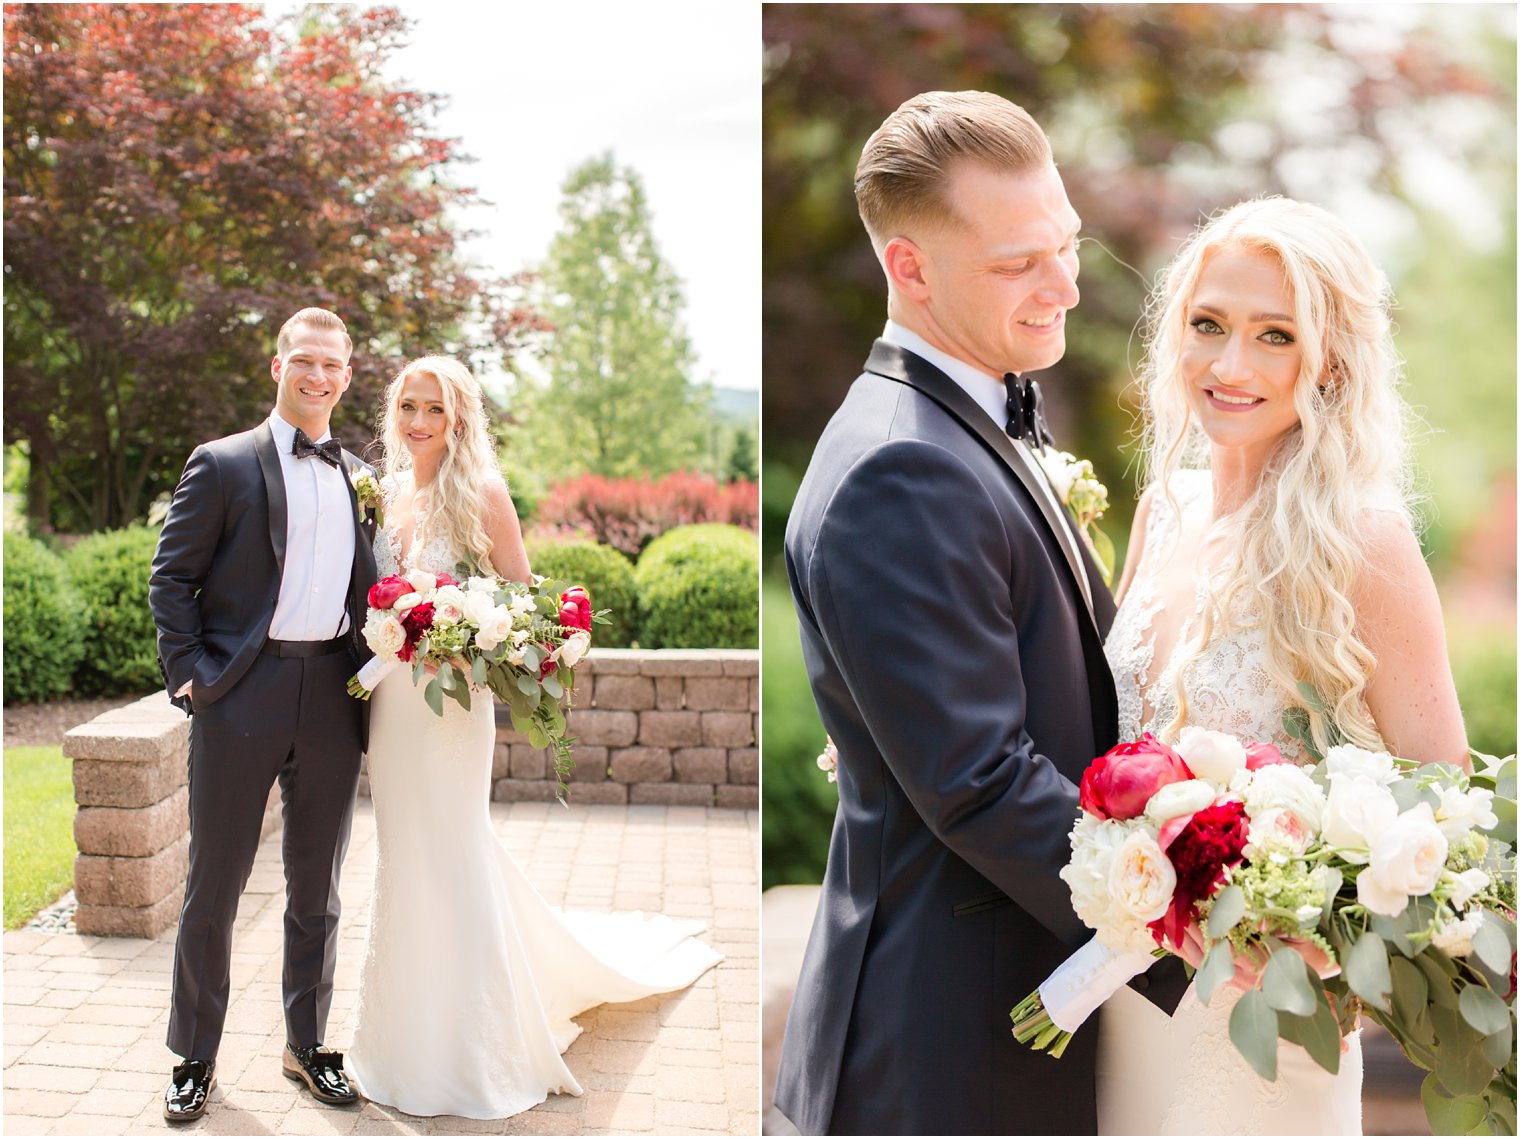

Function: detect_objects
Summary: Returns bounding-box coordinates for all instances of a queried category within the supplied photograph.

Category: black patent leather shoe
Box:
[282,1043,358,1105]
[164,1059,215,1122]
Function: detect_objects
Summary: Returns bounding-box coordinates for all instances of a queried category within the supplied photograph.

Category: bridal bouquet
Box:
[1009,729,1516,1135]
[347,568,608,802]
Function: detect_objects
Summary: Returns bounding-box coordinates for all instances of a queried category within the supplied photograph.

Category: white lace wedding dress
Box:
[345,528,722,1119]
[1097,470,1362,1136]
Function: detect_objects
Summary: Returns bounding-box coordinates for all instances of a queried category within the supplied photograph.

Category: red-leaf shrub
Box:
[532,470,758,558]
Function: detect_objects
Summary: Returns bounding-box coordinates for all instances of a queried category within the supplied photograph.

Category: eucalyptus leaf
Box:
[1228,990,1279,1082]
[1344,931,1392,1012]
[1320,867,1344,911]
[542,673,564,700]
[412,656,428,683]
[509,708,533,737]
[1196,942,1236,1006]
[1430,1004,1492,1097]
[454,681,471,712]
[471,655,487,685]
[437,662,455,691]
[423,675,444,717]
[1275,984,1341,1076]
[516,675,538,696]
[1479,1019,1512,1070]
[1457,984,1509,1037]
[1420,1074,1488,1136]
[1208,886,1245,939]
[1389,777,1433,813]
[1262,946,1316,1017]
[1390,955,1430,1027]
[1417,951,1461,1008]
[1471,913,1512,975]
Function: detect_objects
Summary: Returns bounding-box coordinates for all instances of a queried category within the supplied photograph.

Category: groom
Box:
[774,92,1188,1135]
[149,307,378,1121]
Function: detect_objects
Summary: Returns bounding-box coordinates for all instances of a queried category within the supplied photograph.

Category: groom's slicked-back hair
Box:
[855,90,1052,247]
[277,307,353,359]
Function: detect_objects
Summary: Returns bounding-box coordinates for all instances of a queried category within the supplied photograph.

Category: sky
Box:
[264,1,762,392]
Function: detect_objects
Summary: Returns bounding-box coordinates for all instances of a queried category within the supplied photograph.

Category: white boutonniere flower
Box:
[351,471,384,528]
[1033,447,1114,584]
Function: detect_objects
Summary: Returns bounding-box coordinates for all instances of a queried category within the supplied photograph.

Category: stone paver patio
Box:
[4,801,760,1136]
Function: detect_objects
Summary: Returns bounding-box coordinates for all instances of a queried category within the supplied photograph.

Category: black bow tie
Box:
[292,428,342,469]
[1005,374,1055,449]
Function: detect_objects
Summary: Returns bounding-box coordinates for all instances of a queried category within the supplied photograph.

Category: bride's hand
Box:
[422,655,471,678]
[1177,923,1270,993]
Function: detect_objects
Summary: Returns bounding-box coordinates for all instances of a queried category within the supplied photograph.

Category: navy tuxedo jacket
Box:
[773,342,1187,1135]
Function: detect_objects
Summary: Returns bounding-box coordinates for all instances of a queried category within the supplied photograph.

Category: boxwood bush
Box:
[3,535,87,703]
[635,523,758,649]
[66,525,161,696]
[525,537,639,648]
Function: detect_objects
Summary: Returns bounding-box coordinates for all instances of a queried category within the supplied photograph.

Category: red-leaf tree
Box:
[3,3,547,530]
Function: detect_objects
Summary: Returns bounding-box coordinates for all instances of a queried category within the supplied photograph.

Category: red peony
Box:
[397,602,435,663]
[368,574,413,610]
[1079,734,1194,821]
[1244,742,1291,771]
[558,585,593,632]
[1148,799,1251,950]
[539,651,558,679]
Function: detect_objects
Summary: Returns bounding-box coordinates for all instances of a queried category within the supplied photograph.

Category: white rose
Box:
[1246,807,1315,857]
[466,575,498,594]
[508,592,536,618]
[431,585,468,626]
[1357,803,1449,917]
[404,568,438,596]
[1061,820,1127,931]
[362,612,407,661]
[1175,726,1248,786]
[1145,779,1216,826]
[556,631,591,669]
[1446,867,1490,910]
[1035,448,1078,500]
[1108,832,1177,923]
[392,591,423,614]
[1324,744,1398,787]
[1242,763,1325,835]
[1433,785,1499,841]
[1431,912,1481,957]
[1321,775,1399,862]
[474,608,515,653]
[462,590,497,625]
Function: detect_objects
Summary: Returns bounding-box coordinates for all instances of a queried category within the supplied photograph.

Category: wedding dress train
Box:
[1097,470,1362,1136]
[346,530,722,1119]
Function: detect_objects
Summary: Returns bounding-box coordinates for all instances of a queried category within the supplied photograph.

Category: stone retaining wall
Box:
[65,648,758,937]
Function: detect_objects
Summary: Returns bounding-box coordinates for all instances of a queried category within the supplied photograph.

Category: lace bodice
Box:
[1105,471,1311,760]
[374,524,458,580]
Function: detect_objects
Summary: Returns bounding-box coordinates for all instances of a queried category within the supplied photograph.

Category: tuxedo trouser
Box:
[167,651,363,1062]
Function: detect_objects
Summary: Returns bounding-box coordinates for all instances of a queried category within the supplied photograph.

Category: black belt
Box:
[261,635,349,658]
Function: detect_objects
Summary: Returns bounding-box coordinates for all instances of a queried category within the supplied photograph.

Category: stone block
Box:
[510,744,549,781]
[749,676,760,713]
[728,747,759,785]
[492,778,560,803]
[701,712,754,748]
[716,785,759,810]
[63,718,188,764]
[74,833,189,910]
[593,674,655,711]
[638,652,726,677]
[72,756,185,811]
[74,786,189,858]
[564,781,629,806]
[655,676,685,710]
[567,746,610,782]
[584,648,642,675]
[639,711,703,748]
[629,783,715,807]
[74,888,184,939]
[492,743,510,781]
[683,677,751,712]
[673,748,728,784]
[570,709,638,747]
[609,747,672,783]
[721,653,760,676]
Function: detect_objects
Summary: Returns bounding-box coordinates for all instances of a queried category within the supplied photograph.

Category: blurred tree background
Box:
[761,3,1517,888]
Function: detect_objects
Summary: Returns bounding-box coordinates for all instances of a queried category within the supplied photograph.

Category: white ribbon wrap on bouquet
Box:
[356,656,401,693]
[1038,935,1159,1032]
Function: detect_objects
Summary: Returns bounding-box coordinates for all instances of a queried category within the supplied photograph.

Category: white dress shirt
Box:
[881,321,1093,612]
[267,411,356,641]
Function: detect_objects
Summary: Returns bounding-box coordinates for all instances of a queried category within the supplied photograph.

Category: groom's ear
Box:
[883,237,933,302]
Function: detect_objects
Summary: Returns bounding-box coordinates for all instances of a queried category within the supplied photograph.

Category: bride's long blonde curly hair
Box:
[380,355,502,577]
[1138,197,1416,755]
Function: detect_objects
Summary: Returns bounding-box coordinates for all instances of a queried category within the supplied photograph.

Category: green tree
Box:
[726,424,758,483]
[510,153,710,481]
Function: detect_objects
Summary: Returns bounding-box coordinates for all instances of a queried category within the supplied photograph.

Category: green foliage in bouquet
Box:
[525,538,639,647]
[2,534,87,703]
[635,523,758,649]
[65,525,160,696]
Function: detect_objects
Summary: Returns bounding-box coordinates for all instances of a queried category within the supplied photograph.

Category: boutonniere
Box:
[351,471,384,528]
[1032,447,1114,585]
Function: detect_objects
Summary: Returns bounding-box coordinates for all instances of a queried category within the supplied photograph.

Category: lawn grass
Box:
[4,745,76,929]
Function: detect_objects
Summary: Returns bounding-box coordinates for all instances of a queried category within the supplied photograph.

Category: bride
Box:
[345,356,721,1119]
[1097,198,1469,1135]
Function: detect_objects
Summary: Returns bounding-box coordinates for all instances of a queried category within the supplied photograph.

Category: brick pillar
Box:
[67,691,280,938]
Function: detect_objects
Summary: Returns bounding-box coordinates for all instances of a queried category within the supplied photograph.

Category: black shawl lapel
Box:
[252,421,288,578]
[865,339,1098,630]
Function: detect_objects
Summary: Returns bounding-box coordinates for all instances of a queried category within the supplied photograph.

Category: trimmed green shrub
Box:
[635,523,758,649]
[3,534,87,703]
[65,525,161,696]
[525,538,639,648]
[1449,621,1517,760]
